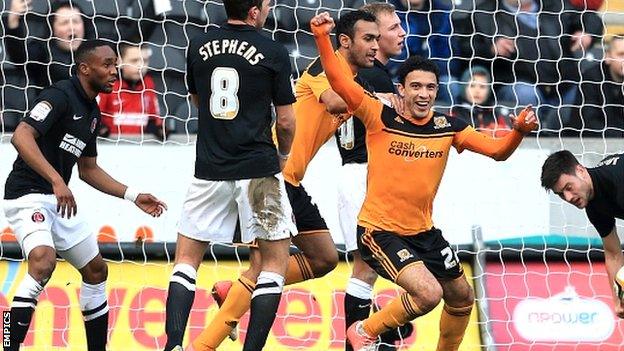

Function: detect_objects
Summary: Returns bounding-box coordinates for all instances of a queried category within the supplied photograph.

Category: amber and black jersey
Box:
[335,58,396,165]
[586,153,624,237]
[314,29,528,235]
[282,52,352,186]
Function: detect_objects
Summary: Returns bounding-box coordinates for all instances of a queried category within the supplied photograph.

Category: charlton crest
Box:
[31,211,45,223]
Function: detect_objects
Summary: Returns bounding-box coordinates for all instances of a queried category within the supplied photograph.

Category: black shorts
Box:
[357,226,463,282]
[285,181,328,233]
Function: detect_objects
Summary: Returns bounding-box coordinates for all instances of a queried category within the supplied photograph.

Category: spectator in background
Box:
[467,0,603,121]
[3,0,170,90]
[452,66,511,137]
[98,42,167,141]
[568,36,624,137]
[388,0,460,105]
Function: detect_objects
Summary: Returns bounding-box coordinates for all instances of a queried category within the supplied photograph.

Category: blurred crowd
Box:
[1,0,622,139]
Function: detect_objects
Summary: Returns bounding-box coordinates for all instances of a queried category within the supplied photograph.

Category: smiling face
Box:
[53,6,84,52]
[398,70,438,119]
[551,165,593,209]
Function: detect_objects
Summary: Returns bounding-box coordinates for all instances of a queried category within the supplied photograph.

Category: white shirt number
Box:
[210,67,240,120]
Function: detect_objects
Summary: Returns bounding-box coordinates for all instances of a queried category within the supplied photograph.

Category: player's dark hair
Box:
[224,0,263,21]
[541,150,581,191]
[335,10,377,47]
[396,55,440,85]
[75,39,113,65]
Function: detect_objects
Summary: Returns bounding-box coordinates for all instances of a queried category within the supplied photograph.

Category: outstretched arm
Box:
[78,157,167,217]
[459,106,538,161]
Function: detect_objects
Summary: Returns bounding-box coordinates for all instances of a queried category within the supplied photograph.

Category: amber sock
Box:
[436,303,473,351]
[285,252,315,285]
[362,292,422,337]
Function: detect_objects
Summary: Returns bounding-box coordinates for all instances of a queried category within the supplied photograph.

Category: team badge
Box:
[433,116,451,129]
[31,211,45,223]
[396,249,414,263]
[29,101,53,121]
[91,118,97,133]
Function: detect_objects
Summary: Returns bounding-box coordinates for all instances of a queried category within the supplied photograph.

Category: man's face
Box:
[345,20,379,68]
[466,74,489,105]
[397,70,438,119]
[53,7,84,52]
[120,47,151,82]
[401,0,424,9]
[84,46,119,94]
[255,0,271,29]
[376,12,405,59]
[606,39,624,79]
[552,166,592,209]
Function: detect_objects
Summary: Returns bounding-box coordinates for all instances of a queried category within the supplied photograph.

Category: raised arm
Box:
[458,106,538,161]
[311,13,364,112]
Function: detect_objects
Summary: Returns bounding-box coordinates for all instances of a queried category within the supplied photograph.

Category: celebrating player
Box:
[162,0,297,350]
[541,150,624,317]
[191,10,383,351]
[311,12,538,351]
[334,4,411,350]
[2,40,167,351]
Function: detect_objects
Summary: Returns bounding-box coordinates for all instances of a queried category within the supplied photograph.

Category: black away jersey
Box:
[586,154,624,237]
[186,23,295,180]
[4,76,100,200]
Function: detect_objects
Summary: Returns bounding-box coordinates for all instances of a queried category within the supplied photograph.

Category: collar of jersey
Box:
[70,75,93,102]
[221,23,256,31]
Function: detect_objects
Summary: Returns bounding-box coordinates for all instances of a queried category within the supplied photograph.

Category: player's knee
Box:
[28,248,57,282]
[309,249,338,277]
[352,266,377,286]
[88,260,108,283]
[409,283,443,314]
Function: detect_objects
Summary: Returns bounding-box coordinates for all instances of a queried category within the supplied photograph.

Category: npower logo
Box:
[513,286,615,342]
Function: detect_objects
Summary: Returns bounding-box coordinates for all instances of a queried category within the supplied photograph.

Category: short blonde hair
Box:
[360,2,396,19]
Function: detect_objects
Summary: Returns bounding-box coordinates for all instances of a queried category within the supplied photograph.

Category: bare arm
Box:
[78,156,167,216]
[190,93,199,108]
[602,227,624,318]
[275,104,295,169]
[320,89,348,114]
[77,156,127,198]
[12,122,76,217]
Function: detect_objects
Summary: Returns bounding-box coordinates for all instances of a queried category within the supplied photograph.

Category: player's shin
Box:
[436,303,473,351]
[164,263,197,350]
[242,271,285,351]
[80,281,109,350]
[363,292,423,337]
[192,276,256,350]
[7,273,45,350]
[344,278,373,351]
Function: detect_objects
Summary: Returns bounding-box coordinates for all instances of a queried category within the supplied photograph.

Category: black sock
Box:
[164,264,197,351]
[242,271,284,351]
[83,308,108,351]
[344,294,372,351]
[7,304,36,351]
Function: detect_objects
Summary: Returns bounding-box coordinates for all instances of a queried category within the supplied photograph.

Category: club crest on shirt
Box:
[433,116,451,129]
[31,211,45,223]
[29,101,53,121]
[91,118,97,133]
[397,248,414,263]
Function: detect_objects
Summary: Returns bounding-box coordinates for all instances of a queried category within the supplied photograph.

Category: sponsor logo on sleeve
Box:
[29,101,53,122]
[513,286,615,342]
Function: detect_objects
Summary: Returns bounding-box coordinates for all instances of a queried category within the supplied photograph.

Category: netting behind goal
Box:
[1,0,624,350]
